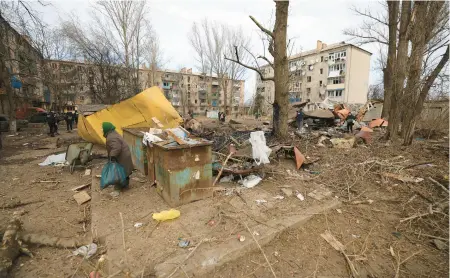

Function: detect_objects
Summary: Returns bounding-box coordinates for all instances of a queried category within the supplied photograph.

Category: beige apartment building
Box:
[45,60,245,116]
[255,40,371,113]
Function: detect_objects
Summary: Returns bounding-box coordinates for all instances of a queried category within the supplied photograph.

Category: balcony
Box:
[162,83,171,90]
[172,101,181,106]
[162,74,177,82]
[199,93,207,100]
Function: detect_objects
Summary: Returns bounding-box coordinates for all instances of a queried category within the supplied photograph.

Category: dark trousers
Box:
[347,123,354,133]
[48,123,57,136]
[66,120,73,131]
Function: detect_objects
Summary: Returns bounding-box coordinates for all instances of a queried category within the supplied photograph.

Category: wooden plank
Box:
[73,191,91,205]
[152,117,164,128]
[166,130,186,145]
[71,183,91,192]
[320,230,345,251]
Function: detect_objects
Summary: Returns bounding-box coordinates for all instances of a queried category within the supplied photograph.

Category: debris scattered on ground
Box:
[273,195,285,200]
[219,174,234,183]
[72,243,97,259]
[178,239,190,248]
[296,193,305,201]
[73,191,91,205]
[281,188,293,197]
[382,172,424,183]
[433,239,447,250]
[84,169,91,176]
[38,153,66,166]
[134,223,144,228]
[239,174,262,188]
[307,185,332,201]
[336,209,342,214]
[249,131,271,165]
[255,199,267,205]
[152,209,181,221]
[71,183,91,192]
[330,137,355,149]
[238,235,246,242]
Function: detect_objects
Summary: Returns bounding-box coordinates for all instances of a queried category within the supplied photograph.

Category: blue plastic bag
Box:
[100,162,127,189]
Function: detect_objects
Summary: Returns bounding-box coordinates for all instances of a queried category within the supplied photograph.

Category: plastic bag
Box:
[152,209,180,221]
[72,243,97,258]
[100,162,127,189]
[249,131,271,165]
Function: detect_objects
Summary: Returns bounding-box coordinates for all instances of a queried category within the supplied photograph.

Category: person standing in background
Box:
[65,112,74,132]
[346,112,356,133]
[296,108,304,130]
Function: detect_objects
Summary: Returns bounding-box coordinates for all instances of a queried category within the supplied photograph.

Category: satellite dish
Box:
[309,65,314,71]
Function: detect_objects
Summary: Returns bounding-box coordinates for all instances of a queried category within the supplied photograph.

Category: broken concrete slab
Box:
[281,188,293,197]
[154,198,340,277]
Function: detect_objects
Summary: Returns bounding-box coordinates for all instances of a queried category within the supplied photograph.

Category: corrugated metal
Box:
[122,127,148,175]
[152,141,213,206]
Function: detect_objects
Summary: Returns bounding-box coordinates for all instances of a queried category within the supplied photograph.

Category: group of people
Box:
[296,107,356,133]
[47,110,79,137]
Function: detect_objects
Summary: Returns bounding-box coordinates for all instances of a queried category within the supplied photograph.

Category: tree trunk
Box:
[403,48,449,145]
[386,0,410,140]
[381,1,399,120]
[272,0,289,138]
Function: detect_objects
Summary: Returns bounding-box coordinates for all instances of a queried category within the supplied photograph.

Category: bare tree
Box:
[0,1,47,132]
[188,19,250,115]
[367,84,384,100]
[345,1,449,145]
[225,0,290,137]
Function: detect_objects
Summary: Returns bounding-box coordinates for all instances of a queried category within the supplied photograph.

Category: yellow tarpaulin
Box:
[78,86,182,145]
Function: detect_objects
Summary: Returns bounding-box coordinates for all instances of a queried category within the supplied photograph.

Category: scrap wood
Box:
[229,135,242,146]
[320,230,346,251]
[320,230,359,278]
[73,191,91,205]
[166,130,186,145]
[1,200,43,210]
[213,151,244,163]
[151,117,164,128]
[212,150,234,187]
[71,183,91,192]
[428,177,449,194]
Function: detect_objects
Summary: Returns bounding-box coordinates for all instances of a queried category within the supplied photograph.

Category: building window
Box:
[327,77,345,84]
[321,56,324,62]
[307,76,311,82]
[79,95,85,101]
[188,76,190,82]
[306,88,311,94]
[319,81,322,86]
[329,63,346,72]
[195,99,197,104]
[320,68,323,74]
[327,90,343,98]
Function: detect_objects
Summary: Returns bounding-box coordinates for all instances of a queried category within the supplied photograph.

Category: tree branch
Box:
[258,56,273,68]
[224,46,274,82]
[249,15,273,39]
[418,45,449,105]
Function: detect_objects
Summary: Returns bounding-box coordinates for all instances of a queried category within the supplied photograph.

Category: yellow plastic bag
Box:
[152,209,180,221]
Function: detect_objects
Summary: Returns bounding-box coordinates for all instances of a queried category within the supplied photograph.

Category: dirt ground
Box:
[0,120,448,278]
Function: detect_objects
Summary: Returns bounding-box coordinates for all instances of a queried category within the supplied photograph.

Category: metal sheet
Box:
[153,143,213,206]
[123,128,148,175]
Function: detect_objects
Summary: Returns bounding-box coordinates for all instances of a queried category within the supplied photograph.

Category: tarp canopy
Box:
[78,87,183,145]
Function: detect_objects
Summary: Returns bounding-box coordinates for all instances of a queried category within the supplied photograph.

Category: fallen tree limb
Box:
[428,177,449,194]
[1,200,43,210]
[0,217,22,277]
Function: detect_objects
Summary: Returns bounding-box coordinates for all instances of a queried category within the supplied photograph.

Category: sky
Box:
[37,0,384,101]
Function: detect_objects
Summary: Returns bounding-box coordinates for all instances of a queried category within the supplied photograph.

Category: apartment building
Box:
[255,40,371,113]
[45,60,245,116]
[140,67,245,116]
[0,14,44,115]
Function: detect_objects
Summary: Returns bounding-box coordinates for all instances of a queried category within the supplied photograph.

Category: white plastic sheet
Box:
[38,153,66,166]
[249,131,271,165]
